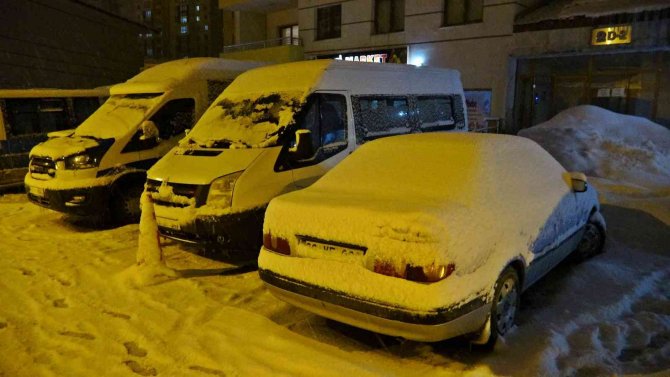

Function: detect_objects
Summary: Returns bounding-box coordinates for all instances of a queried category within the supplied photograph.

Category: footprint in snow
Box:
[188,365,226,376]
[124,341,148,357]
[19,268,35,276]
[52,299,68,308]
[123,360,157,376]
[59,331,95,340]
[102,310,131,320]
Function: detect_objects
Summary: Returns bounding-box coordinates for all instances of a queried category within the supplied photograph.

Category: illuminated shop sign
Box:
[591,25,632,46]
[318,48,407,64]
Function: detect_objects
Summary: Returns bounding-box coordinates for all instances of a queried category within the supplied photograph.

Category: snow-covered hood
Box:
[147,147,265,185]
[30,135,102,159]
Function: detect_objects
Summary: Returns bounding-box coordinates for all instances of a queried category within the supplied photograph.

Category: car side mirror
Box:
[289,129,314,160]
[139,120,160,142]
[569,172,588,193]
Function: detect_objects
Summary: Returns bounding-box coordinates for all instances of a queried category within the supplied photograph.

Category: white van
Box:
[24,58,263,222]
[145,60,467,251]
[0,88,109,190]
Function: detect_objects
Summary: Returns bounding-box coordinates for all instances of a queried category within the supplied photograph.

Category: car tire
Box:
[477,267,520,350]
[574,220,606,261]
[110,181,144,225]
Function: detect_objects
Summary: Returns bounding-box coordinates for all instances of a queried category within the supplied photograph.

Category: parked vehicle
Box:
[24,58,263,222]
[0,88,108,190]
[145,59,467,252]
[258,133,606,347]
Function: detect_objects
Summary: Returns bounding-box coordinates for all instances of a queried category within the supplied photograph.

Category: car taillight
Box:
[373,260,454,283]
[263,232,291,255]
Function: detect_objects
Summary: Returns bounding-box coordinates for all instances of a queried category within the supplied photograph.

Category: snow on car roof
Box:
[516,0,670,25]
[519,105,670,189]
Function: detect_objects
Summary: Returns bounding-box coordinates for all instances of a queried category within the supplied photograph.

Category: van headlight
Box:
[64,153,99,169]
[207,171,242,208]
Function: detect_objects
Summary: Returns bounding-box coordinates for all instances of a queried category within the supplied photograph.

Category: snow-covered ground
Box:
[1,106,669,376]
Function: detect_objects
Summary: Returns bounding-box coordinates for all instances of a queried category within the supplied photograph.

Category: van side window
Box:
[150,98,195,140]
[278,93,347,170]
[352,96,410,143]
[122,98,195,153]
[416,96,456,131]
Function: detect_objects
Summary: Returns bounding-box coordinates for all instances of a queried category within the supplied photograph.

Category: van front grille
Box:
[145,179,208,207]
[30,156,56,178]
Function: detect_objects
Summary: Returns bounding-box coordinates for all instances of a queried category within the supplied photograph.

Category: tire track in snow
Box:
[541,270,670,376]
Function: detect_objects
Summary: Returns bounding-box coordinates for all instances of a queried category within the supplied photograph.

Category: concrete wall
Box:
[0,0,145,88]
[221,44,304,63]
[267,8,299,40]
[235,11,267,43]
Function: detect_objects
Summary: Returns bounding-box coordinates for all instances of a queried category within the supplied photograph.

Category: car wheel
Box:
[574,221,606,260]
[110,182,143,224]
[477,267,520,350]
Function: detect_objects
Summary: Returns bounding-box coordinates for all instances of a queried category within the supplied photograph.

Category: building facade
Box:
[0,0,145,88]
[219,0,670,131]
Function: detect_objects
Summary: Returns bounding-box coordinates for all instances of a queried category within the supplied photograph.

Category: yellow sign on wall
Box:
[591,25,632,46]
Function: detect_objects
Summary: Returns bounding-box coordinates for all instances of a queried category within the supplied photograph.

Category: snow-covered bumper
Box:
[258,249,490,342]
[156,206,265,251]
[25,176,111,216]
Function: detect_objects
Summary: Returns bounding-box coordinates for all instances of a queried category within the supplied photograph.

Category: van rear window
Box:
[416,96,455,131]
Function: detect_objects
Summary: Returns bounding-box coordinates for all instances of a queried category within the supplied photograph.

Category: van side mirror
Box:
[569,172,588,193]
[140,120,160,142]
[289,130,314,160]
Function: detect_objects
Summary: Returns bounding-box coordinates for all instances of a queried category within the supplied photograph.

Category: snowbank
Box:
[519,106,670,189]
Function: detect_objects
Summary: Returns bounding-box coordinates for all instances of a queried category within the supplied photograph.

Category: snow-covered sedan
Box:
[258,133,606,347]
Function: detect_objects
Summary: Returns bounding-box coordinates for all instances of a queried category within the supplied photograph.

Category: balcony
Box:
[220,37,304,63]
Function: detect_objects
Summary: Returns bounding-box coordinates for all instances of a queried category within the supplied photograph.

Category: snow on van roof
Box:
[223,60,333,97]
[111,58,263,95]
[519,105,670,189]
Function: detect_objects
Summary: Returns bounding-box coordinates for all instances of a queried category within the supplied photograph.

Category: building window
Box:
[204,24,208,31]
[181,16,188,23]
[180,25,188,34]
[316,5,341,40]
[144,9,152,21]
[444,0,483,26]
[196,15,200,22]
[375,0,404,34]
[280,25,299,45]
[196,5,200,12]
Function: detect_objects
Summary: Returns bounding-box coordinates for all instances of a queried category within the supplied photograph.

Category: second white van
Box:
[145,60,467,251]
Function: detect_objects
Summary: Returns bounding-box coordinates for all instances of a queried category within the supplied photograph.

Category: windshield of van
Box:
[184,91,303,149]
[74,93,163,139]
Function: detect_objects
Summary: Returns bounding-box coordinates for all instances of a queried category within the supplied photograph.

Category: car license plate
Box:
[298,236,366,257]
[29,186,44,197]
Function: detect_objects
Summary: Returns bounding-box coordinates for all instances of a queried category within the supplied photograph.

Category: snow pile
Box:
[519,106,670,189]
